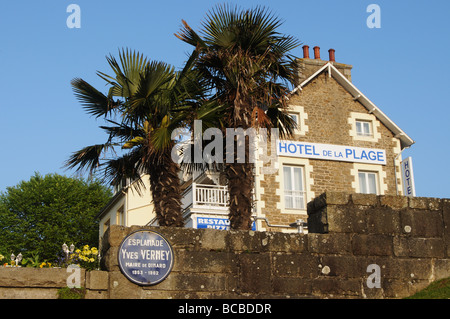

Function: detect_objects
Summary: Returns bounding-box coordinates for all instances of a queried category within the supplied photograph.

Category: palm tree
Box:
[66,49,212,227]
[176,4,301,230]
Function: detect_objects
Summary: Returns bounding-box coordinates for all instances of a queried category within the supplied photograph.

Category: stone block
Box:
[198,228,228,251]
[102,247,119,271]
[85,290,108,299]
[0,287,59,299]
[159,272,228,292]
[238,253,272,294]
[311,278,360,297]
[366,207,401,235]
[442,199,450,257]
[106,225,129,248]
[272,253,319,278]
[173,250,235,274]
[319,255,358,278]
[272,277,312,296]
[86,270,109,290]
[308,233,352,255]
[393,237,445,258]
[409,197,441,210]
[351,193,378,206]
[155,227,203,251]
[351,234,393,256]
[307,192,349,212]
[0,268,84,288]
[400,209,444,238]
[228,230,268,253]
[378,258,433,280]
[268,232,307,253]
[380,195,408,210]
[326,205,367,234]
[108,271,142,299]
[433,259,450,280]
[325,192,351,205]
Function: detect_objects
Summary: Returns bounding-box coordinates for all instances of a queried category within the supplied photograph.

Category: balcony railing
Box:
[193,183,228,208]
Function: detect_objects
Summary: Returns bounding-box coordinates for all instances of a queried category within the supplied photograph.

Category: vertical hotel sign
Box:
[118,230,174,286]
[401,157,416,197]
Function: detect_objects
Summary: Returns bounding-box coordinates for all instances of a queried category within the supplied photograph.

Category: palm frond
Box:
[65,144,112,174]
[175,19,207,49]
[97,48,150,99]
[103,149,146,195]
[71,78,118,118]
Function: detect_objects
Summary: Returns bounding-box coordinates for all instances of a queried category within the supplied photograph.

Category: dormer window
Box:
[286,105,308,136]
[288,112,300,130]
[356,120,372,137]
[349,112,380,143]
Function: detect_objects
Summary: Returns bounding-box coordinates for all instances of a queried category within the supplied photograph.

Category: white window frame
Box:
[358,171,378,194]
[355,120,373,137]
[351,163,387,195]
[288,112,300,130]
[348,112,381,143]
[286,105,308,136]
[282,165,306,210]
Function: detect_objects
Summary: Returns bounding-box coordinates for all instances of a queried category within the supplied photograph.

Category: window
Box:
[116,206,124,225]
[288,112,300,129]
[283,165,306,210]
[356,120,372,137]
[286,106,308,136]
[103,218,110,235]
[358,171,378,194]
[349,112,380,143]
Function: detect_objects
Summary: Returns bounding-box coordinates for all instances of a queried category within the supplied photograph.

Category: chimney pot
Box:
[302,45,310,59]
[328,49,336,62]
[313,46,321,59]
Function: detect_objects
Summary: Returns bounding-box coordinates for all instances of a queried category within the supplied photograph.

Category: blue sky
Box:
[0,0,449,199]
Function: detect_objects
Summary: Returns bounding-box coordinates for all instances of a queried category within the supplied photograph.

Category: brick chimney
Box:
[294,45,353,85]
[313,46,320,59]
[328,49,335,62]
[302,45,310,59]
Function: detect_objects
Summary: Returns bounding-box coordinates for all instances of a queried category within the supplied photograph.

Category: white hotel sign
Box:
[277,140,386,165]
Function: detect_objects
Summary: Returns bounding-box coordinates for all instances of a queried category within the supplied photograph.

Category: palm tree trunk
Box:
[148,151,184,227]
[226,162,254,230]
[225,123,254,230]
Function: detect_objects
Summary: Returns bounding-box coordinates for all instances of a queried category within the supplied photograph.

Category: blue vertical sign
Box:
[118,230,174,286]
[401,157,416,197]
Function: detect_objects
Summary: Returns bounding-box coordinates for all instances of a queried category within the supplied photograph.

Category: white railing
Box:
[193,183,229,208]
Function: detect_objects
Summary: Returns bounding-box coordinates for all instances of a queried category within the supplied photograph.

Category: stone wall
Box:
[1,192,449,299]
[0,267,108,299]
[98,192,449,299]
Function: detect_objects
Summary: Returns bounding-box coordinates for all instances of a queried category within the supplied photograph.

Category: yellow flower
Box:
[89,258,94,263]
